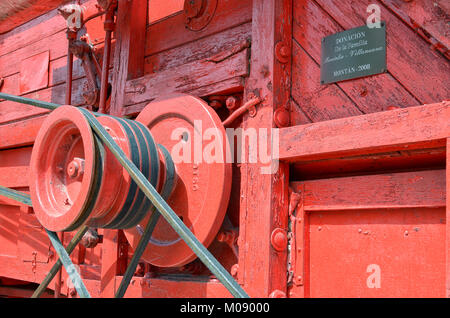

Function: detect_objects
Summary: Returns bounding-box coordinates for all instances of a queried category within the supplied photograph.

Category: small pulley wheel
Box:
[30,106,98,232]
[124,94,232,268]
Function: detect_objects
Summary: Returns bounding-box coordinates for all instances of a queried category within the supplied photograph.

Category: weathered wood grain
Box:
[124,48,249,107]
[144,22,251,75]
[144,0,252,57]
[315,0,450,104]
[293,0,420,115]
[292,41,363,121]
[381,0,449,53]
[292,169,445,211]
[280,101,450,162]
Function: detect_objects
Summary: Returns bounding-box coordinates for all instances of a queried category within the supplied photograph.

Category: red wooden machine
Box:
[0,0,449,298]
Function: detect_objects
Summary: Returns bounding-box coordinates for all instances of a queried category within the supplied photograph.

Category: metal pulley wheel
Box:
[29,107,166,231]
[125,94,232,268]
[29,94,232,268]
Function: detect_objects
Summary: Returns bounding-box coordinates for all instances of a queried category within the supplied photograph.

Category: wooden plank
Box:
[0,116,46,149]
[237,0,291,297]
[292,41,363,121]
[123,48,249,107]
[109,0,148,116]
[0,75,92,124]
[144,22,251,75]
[144,0,252,56]
[291,147,446,181]
[122,76,245,117]
[315,0,450,104]
[291,170,445,211]
[290,98,312,126]
[279,101,450,162]
[0,166,29,188]
[0,47,114,124]
[293,0,419,115]
[380,0,449,52]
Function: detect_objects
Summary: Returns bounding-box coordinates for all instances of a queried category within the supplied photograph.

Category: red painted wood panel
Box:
[148,0,184,24]
[380,0,449,51]
[292,41,363,121]
[307,207,445,297]
[292,169,446,297]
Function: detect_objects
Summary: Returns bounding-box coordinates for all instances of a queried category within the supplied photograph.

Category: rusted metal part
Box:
[184,0,217,31]
[225,95,241,111]
[208,95,227,109]
[70,38,101,109]
[80,228,100,248]
[98,0,116,113]
[222,97,262,127]
[217,229,239,257]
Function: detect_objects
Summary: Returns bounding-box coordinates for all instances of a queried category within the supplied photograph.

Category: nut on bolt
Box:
[67,157,85,179]
[271,228,288,252]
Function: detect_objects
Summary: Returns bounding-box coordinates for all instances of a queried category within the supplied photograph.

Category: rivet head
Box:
[271,228,288,252]
[275,41,290,63]
[274,108,290,128]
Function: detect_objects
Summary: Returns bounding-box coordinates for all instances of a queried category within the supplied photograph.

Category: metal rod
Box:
[66,51,73,105]
[79,109,249,298]
[99,3,115,113]
[222,97,261,127]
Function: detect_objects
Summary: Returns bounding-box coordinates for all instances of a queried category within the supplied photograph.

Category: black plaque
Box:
[321,23,386,84]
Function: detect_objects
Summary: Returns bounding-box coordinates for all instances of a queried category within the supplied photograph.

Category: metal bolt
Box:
[67,157,85,179]
[274,107,290,128]
[271,228,288,252]
[279,45,289,58]
[226,96,238,110]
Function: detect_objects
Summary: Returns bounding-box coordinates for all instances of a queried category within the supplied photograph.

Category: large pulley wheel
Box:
[124,94,232,268]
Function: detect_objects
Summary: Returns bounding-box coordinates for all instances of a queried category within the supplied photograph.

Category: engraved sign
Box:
[321,23,386,84]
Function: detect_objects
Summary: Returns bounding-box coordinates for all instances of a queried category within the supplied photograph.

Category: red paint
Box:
[0,0,449,298]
